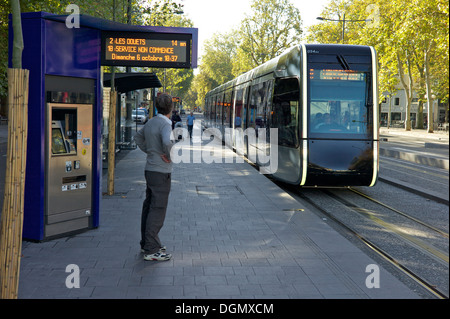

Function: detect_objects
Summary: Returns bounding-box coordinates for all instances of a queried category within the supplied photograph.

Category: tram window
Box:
[236,85,250,128]
[211,97,216,123]
[248,86,258,130]
[234,88,244,128]
[248,81,273,132]
[272,78,300,148]
[216,95,221,125]
[262,81,273,131]
[309,69,369,135]
[224,89,232,128]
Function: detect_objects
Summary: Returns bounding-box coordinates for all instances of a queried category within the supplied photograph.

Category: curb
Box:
[379,148,449,170]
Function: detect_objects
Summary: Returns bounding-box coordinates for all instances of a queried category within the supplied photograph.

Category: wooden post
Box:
[107,89,117,195]
[0,68,29,299]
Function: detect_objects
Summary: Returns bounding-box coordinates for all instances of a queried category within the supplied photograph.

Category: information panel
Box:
[309,69,366,81]
[101,32,191,68]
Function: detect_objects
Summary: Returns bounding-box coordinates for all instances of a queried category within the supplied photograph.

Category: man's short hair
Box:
[156,93,173,115]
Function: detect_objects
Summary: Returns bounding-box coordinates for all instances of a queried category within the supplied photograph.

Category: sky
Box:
[182,0,331,60]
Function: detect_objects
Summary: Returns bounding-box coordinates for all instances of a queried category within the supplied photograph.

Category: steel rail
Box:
[348,187,449,239]
[296,191,449,299]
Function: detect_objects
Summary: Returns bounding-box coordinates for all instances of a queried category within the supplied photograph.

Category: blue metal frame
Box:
[9,11,198,240]
[9,12,101,240]
[43,13,199,68]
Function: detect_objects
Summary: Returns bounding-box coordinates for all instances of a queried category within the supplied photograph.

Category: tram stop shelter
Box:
[102,72,162,153]
[9,11,197,241]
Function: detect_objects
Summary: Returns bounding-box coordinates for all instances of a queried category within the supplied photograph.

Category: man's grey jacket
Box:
[133,114,174,173]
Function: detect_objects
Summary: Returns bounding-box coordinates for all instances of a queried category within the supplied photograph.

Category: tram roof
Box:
[205,44,374,98]
[206,45,301,96]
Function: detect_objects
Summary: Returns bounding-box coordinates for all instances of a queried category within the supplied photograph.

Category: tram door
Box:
[270,77,301,183]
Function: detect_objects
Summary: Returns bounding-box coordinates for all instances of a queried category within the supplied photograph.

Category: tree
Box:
[203,31,239,87]
[307,0,347,44]
[0,0,137,112]
[373,0,448,131]
[237,0,302,72]
[192,30,239,107]
[137,1,194,97]
[308,0,449,131]
[140,0,184,26]
[193,0,304,105]
[409,0,449,132]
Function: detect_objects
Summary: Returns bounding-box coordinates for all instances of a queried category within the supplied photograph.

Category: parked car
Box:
[132,109,148,123]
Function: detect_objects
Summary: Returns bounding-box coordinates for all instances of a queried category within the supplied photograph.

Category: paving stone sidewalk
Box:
[17,137,419,299]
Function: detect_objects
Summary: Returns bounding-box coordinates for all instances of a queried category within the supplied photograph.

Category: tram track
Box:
[325,189,448,266]
[348,187,449,239]
[235,132,448,299]
[295,189,449,299]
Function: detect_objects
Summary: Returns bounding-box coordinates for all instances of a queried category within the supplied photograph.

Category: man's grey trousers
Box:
[141,171,171,254]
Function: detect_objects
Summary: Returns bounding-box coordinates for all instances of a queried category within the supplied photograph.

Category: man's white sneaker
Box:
[141,246,166,253]
[143,252,172,261]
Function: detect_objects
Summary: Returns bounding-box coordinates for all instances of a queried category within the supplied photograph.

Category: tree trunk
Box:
[396,52,413,131]
[424,46,434,133]
[10,0,23,69]
[417,101,424,129]
[405,57,413,131]
[107,90,117,195]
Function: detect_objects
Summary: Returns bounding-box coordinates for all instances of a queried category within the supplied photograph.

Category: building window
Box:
[391,112,401,121]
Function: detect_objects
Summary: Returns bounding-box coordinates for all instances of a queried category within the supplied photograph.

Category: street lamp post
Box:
[316,14,371,43]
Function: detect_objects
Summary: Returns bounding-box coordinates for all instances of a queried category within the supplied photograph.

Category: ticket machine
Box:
[45,103,93,237]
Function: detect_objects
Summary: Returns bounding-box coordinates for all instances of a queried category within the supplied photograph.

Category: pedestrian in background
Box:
[133,93,174,261]
[187,111,195,139]
[171,110,181,130]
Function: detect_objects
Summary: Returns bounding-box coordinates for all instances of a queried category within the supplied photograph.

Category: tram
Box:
[204,44,379,187]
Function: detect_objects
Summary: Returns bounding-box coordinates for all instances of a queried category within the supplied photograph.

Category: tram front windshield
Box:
[309,68,370,137]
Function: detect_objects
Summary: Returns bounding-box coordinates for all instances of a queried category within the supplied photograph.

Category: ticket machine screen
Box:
[51,110,77,156]
[51,126,67,154]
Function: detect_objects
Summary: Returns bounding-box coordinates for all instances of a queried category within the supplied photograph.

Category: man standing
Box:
[133,93,174,261]
[186,111,195,139]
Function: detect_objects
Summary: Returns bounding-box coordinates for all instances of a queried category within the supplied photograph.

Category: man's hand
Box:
[161,154,171,163]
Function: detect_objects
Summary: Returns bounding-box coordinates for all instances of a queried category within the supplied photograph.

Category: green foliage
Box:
[0,0,119,101]
[137,2,194,101]
[2,0,447,120]
[238,0,302,70]
[307,0,449,126]
[194,0,303,107]
[0,0,191,104]
[140,0,184,26]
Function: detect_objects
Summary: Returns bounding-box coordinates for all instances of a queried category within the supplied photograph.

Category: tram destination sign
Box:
[101,31,191,68]
[310,69,365,81]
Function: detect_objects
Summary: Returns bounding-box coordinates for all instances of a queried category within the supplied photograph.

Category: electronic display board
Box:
[101,32,191,68]
[309,69,366,81]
